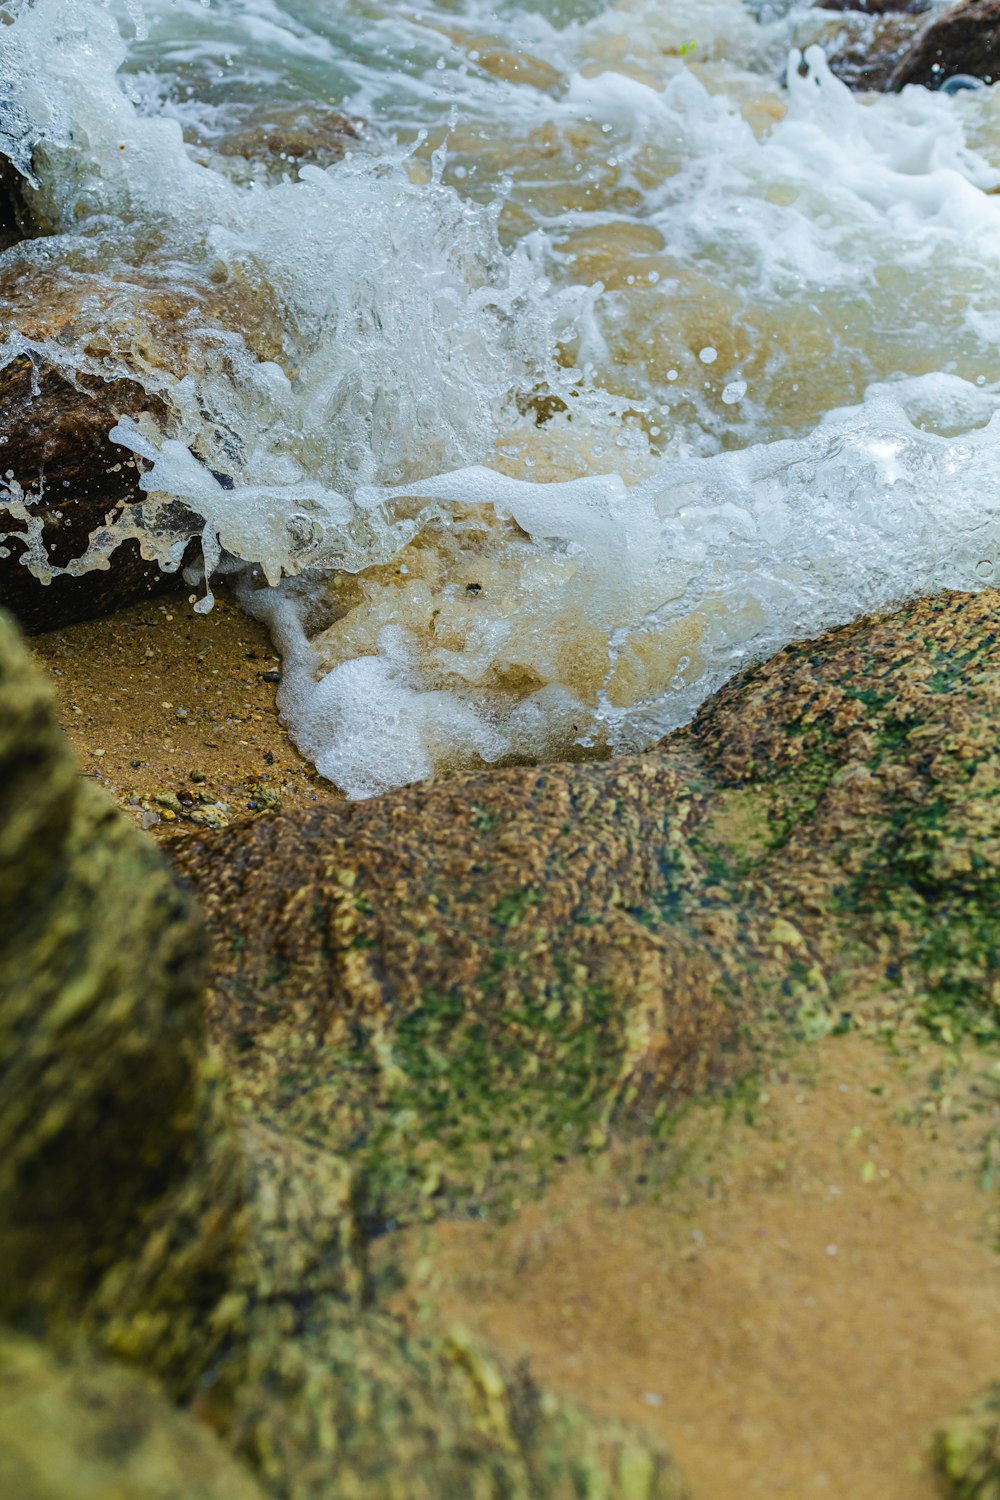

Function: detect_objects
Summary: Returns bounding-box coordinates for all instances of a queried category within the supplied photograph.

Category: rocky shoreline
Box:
[5,2,1000,1494]
[5,582,1000,1496]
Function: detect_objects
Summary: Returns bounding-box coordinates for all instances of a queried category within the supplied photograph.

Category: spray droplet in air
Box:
[722,380,747,405]
[699,347,718,365]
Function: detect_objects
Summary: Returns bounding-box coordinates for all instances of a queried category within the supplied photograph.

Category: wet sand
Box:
[385,1032,1000,1500]
[28,585,341,835]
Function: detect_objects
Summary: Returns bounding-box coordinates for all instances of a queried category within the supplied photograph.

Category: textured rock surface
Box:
[0,602,687,1497]
[198,104,365,186]
[10,585,1000,1498]
[0,1333,268,1500]
[889,0,1000,88]
[172,588,1000,1237]
[824,11,928,88]
[936,1381,1000,1498]
[0,249,286,631]
[0,355,182,631]
[0,608,242,1387]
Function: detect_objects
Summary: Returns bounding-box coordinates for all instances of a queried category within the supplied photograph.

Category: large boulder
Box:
[0,607,243,1386]
[172,588,1000,1236]
[10,583,1000,1497]
[889,0,1000,88]
[0,602,687,1497]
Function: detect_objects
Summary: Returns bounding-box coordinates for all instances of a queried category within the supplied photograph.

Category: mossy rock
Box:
[10,587,1000,1500]
[173,588,1000,1231]
[0,1332,267,1500]
[0,602,688,1498]
[935,1382,1000,1499]
[0,609,243,1389]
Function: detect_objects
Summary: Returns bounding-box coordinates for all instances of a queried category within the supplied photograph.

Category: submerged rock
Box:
[195,104,366,187]
[889,0,1000,88]
[821,10,928,89]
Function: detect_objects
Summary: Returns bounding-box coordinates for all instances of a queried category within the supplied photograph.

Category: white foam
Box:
[5,0,1000,796]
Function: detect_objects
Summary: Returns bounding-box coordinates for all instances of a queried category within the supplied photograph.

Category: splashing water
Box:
[2,0,1000,795]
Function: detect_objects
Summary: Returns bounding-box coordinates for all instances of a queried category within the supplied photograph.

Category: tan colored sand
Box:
[27,586,341,837]
[386,1032,1000,1500]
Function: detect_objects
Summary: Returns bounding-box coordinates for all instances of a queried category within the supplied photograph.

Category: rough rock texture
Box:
[198,104,366,187]
[172,588,1000,1237]
[0,251,285,632]
[0,608,243,1387]
[10,585,1000,1498]
[0,1333,268,1500]
[936,1382,1000,1498]
[0,601,687,1497]
[822,11,928,89]
[0,355,182,632]
[889,0,1000,88]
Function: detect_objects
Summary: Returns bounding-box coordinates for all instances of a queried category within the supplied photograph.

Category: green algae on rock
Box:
[0,1332,268,1500]
[0,609,245,1393]
[689,587,1000,1044]
[11,584,1000,1500]
[174,751,741,1231]
[172,588,1000,1242]
[0,601,688,1498]
[935,1380,1000,1499]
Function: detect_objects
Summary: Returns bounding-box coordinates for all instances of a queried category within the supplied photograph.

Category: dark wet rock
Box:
[818,0,928,14]
[889,0,1000,89]
[0,604,687,1498]
[0,161,30,252]
[0,246,294,631]
[823,11,928,89]
[0,355,186,632]
[935,1381,1000,1497]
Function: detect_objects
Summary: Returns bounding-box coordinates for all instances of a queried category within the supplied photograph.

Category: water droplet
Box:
[699,346,718,365]
[722,379,747,405]
[977,560,994,580]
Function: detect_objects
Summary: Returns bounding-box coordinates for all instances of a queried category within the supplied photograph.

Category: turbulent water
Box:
[3,0,1000,794]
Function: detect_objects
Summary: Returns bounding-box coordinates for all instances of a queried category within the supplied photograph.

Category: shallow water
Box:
[3,0,1000,793]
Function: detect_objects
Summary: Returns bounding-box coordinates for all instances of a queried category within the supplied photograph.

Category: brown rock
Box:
[818,0,926,13]
[0,355,186,632]
[205,104,365,185]
[823,13,928,89]
[889,0,1000,88]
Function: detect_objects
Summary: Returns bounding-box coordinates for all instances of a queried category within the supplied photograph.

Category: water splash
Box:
[4,0,1000,795]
